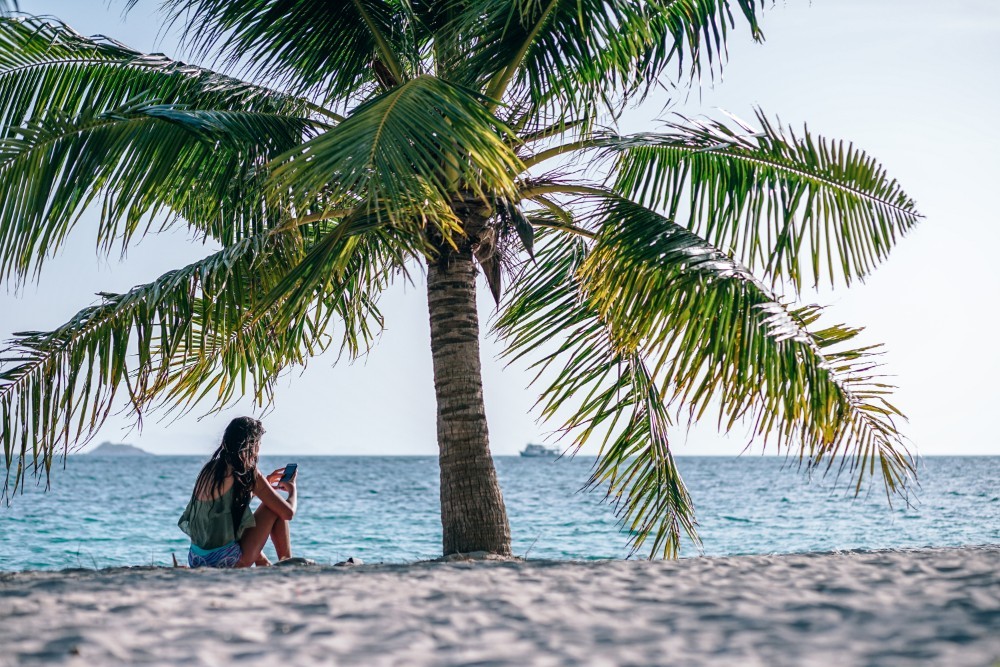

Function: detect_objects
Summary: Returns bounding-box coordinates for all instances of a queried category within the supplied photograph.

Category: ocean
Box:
[1,455,997,570]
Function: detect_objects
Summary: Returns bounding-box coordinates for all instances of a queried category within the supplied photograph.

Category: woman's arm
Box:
[253,468,297,521]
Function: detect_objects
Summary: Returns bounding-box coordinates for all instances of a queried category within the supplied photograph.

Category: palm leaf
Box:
[268,76,523,233]
[637,0,763,84]
[497,197,913,556]
[580,198,913,492]
[496,226,698,558]
[135,0,415,103]
[0,99,319,283]
[0,16,334,280]
[260,206,426,331]
[456,0,763,131]
[154,224,401,415]
[0,221,398,498]
[606,110,921,288]
[0,16,326,135]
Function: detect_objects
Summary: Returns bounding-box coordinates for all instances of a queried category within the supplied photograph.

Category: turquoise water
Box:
[1,456,997,570]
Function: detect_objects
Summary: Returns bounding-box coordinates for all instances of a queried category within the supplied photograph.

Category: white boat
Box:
[520,443,560,458]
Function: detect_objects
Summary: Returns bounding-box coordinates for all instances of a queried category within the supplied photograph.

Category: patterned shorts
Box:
[188,540,242,568]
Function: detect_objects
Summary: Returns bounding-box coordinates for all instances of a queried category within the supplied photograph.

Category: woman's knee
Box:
[256,502,292,528]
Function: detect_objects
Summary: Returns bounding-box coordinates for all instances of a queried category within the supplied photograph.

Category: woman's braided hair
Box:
[193,417,265,536]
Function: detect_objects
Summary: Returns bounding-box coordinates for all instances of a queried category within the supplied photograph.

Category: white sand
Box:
[2,546,998,666]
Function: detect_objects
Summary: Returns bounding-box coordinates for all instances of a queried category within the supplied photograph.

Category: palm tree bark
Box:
[427,248,512,556]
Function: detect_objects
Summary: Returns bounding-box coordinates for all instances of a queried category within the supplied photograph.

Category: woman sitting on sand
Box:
[178,417,297,568]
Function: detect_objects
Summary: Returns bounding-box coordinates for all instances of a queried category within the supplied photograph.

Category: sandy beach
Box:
[2,545,998,666]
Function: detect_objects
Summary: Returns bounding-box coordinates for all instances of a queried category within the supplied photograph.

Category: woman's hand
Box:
[266,467,297,492]
[253,469,296,521]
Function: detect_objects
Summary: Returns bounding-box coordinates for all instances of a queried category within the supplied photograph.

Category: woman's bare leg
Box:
[236,504,291,568]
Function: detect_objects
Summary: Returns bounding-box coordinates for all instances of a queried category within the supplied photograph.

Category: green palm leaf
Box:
[0,99,319,282]
[461,0,762,131]
[581,198,913,491]
[268,76,523,232]
[154,225,399,415]
[0,221,396,497]
[497,226,698,558]
[135,0,413,102]
[497,198,913,556]
[0,16,334,279]
[0,16,325,135]
[260,207,426,331]
[606,110,921,288]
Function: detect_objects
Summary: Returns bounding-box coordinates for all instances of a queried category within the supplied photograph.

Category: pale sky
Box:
[1,0,998,457]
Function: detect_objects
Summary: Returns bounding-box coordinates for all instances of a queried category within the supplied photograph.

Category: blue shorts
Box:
[188,540,242,568]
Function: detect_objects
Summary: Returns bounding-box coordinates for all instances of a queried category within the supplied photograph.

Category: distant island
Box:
[87,442,152,456]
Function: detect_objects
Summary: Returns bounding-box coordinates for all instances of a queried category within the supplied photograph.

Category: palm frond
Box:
[495,226,697,558]
[260,207,426,331]
[154,223,402,414]
[580,198,913,493]
[458,0,763,130]
[409,0,471,70]
[634,0,763,87]
[0,16,334,280]
[606,110,921,288]
[135,0,416,103]
[0,99,319,283]
[0,16,326,134]
[268,76,523,233]
[0,221,398,499]
[497,196,914,556]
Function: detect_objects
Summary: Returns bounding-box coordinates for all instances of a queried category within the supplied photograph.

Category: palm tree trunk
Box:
[426,249,512,556]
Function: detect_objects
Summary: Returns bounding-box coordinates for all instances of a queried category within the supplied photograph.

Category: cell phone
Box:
[279,463,298,483]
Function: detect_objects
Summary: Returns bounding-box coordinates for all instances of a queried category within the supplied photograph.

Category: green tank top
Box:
[178,485,256,550]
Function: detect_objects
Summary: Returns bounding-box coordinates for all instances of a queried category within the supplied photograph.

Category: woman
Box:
[178,417,297,568]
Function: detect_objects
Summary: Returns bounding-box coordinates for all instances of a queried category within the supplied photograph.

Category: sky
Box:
[1,0,998,457]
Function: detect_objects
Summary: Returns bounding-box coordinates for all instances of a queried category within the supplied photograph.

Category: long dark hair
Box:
[193,417,264,535]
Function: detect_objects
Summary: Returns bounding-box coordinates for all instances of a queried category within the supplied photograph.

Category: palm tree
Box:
[0,1,919,558]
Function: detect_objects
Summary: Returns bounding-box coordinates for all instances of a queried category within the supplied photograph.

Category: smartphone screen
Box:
[280,463,298,483]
